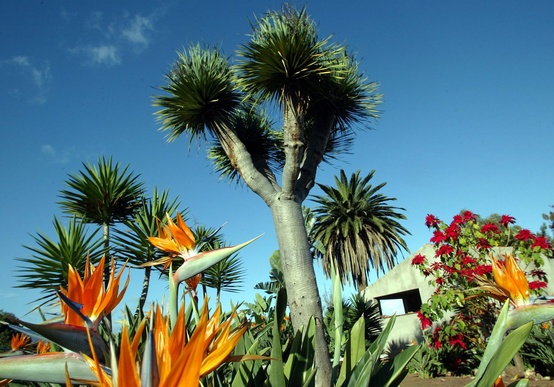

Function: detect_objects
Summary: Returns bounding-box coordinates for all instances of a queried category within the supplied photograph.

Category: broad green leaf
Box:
[269,299,286,387]
[372,344,420,387]
[332,259,344,376]
[276,287,287,327]
[0,352,98,384]
[507,380,530,387]
[336,316,366,386]
[8,319,107,362]
[284,318,316,386]
[231,333,267,387]
[346,349,374,387]
[174,235,262,283]
[469,301,510,386]
[472,321,533,387]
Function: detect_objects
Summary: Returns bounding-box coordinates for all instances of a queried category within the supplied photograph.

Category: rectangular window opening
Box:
[376,289,422,316]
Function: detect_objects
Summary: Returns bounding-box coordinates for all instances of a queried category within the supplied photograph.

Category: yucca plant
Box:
[17,216,103,306]
[113,187,183,312]
[58,156,145,290]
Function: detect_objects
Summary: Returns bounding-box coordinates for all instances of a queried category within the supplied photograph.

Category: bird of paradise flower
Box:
[80,300,264,387]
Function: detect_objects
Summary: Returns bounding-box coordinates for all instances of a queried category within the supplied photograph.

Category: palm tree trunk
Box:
[102,223,110,283]
[270,198,332,386]
[137,265,152,314]
[102,223,112,324]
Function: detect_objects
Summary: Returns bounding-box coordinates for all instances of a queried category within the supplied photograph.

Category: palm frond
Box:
[310,170,410,289]
[16,217,103,305]
[254,250,285,294]
[235,7,333,109]
[154,44,240,143]
[309,47,382,129]
[58,156,145,225]
[201,254,245,295]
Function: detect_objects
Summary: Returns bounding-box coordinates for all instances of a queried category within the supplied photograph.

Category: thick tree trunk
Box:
[270,198,332,386]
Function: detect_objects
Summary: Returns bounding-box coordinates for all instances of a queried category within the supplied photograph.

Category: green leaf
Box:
[336,315,370,386]
[174,234,262,283]
[331,258,344,380]
[283,318,317,387]
[269,303,286,387]
[372,344,420,387]
[472,321,533,387]
[0,352,97,384]
[469,301,510,385]
[276,287,287,328]
[231,332,268,387]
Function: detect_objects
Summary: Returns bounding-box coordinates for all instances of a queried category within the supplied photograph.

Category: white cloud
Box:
[0,56,51,104]
[70,11,157,66]
[89,45,120,66]
[122,15,154,49]
[71,44,121,67]
[41,144,77,164]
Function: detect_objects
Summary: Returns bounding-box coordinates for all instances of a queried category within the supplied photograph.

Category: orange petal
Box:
[147,236,181,255]
[117,324,141,387]
[166,213,195,250]
[491,255,529,305]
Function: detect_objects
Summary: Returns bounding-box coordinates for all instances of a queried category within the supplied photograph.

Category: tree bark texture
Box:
[270,198,332,386]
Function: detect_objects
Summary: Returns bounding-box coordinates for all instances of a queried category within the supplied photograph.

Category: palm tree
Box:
[311,170,410,290]
[58,156,145,287]
[113,187,182,313]
[153,8,381,383]
[17,217,103,306]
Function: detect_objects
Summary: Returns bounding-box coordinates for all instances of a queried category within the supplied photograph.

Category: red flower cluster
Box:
[529,280,548,290]
[415,210,552,366]
[425,214,440,228]
[531,236,550,250]
[476,238,491,250]
[435,245,454,257]
[430,230,446,244]
[417,310,432,329]
[474,264,492,276]
[448,333,467,350]
[500,215,516,226]
[432,326,441,349]
[411,254,426,265]
[481,223,500,234]
[515,229,532,241]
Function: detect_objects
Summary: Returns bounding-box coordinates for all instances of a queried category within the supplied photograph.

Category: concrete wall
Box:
[362,244,436,347]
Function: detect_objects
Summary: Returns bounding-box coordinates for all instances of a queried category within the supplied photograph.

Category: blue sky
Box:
[1,1,553,321]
